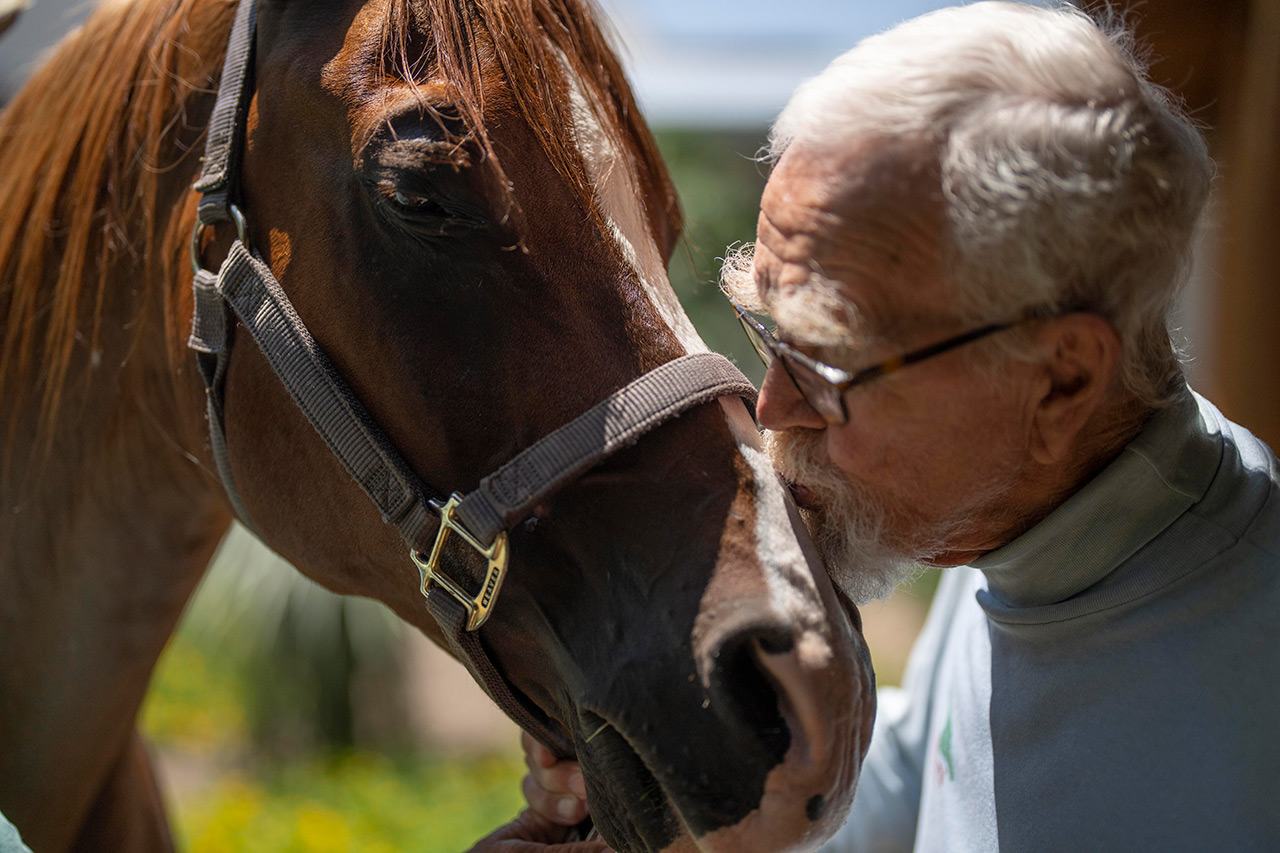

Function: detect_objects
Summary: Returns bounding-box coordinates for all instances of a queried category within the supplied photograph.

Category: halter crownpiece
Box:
[188,0,757,757]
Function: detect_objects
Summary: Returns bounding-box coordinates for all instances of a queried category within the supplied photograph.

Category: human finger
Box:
[520,733,588,805]
[523,772,590,826]
[522,730,559,770]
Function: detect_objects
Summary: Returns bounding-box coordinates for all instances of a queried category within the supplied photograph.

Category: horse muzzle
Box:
[572,516,874,853]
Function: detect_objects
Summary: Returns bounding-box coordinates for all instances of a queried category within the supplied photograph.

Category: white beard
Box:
[764,429,947,604]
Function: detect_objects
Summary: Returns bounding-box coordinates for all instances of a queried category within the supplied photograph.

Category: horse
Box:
[0,0,875,850]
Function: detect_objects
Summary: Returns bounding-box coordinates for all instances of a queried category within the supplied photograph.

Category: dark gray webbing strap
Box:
[192,239,756,757]
[210,242,441,545]
[184,0,569,754]
[187,0,759,761]
[187,0,258,525]
[455,353,756,544]
[202,243,757,555]
[193,0,257,223]
[189,265,256,527]
[198,243,570,751]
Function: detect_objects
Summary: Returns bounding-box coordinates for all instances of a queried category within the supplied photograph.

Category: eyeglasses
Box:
[728,293,1020,426]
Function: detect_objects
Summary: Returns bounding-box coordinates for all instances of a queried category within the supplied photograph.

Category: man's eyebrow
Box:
[764,278,866,348]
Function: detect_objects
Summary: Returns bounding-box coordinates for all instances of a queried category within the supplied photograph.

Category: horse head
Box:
[200,0,875,848]
[0,0,874,849]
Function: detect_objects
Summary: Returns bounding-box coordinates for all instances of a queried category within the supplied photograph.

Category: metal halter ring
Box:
[190,205,248,275]
[412,494,511,631]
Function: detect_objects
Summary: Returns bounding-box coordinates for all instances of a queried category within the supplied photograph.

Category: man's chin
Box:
[826,549,924,605]
[798,507,924,605]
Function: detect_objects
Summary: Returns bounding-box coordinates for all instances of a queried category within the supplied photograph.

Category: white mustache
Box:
[763,429,923,604]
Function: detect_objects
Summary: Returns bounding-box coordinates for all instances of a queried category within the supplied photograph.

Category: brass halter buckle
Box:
[411,494,509,631]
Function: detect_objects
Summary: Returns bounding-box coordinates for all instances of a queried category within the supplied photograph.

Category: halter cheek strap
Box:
[189,0,757,759]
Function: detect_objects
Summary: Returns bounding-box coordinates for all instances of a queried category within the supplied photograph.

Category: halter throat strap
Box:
[188,0,758,758]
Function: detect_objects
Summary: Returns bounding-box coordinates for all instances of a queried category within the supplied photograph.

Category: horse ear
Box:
[0,0,23,36]
[0,0,25,37]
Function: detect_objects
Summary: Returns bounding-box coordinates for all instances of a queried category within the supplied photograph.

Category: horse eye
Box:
[391,189,442,214]
[369,178,482,236]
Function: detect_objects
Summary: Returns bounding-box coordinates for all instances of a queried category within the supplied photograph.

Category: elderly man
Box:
[515,2,1280,851]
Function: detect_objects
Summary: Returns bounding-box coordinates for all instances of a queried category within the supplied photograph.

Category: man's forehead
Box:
[754,136,950,345]
[762,136,941,217]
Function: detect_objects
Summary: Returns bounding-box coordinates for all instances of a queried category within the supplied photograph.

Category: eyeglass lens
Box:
[737,310,847,424]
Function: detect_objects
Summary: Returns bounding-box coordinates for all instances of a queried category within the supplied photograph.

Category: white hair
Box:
[769,1,1212,407]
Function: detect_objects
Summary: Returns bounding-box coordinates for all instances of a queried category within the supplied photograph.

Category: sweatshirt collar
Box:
[970,388,1222,608]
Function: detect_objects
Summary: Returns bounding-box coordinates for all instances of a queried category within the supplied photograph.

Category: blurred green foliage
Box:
[656,127,771,387]
[171,753,525,853]
[142,560,528,852]
[142,629,248,750]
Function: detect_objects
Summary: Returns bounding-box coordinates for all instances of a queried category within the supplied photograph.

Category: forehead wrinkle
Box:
[757,215,949,350]
[320,0,388,106]
[753,212,874,348]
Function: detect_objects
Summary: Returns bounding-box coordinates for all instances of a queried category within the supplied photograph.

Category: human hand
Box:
[521,730,590,827]
[464,809,611,852]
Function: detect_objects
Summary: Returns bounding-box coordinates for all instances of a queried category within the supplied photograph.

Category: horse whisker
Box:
[584,720,612,744]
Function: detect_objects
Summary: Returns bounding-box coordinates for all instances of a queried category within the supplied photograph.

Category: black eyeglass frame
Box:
[728,294,1021,425]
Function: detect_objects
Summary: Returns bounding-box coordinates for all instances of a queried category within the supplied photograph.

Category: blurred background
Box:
[4,0,1276,849]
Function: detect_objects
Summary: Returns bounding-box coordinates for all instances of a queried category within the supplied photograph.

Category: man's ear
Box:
[1027,313,1122,465]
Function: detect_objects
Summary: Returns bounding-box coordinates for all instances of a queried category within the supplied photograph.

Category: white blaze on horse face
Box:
[722,397,829,642]
[559,58,706,354]
[560,57,828,621]
[560,60,848,850]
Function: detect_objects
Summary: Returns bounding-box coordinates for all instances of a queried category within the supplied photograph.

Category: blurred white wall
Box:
[594,0,962,127]
[1,0,968,112]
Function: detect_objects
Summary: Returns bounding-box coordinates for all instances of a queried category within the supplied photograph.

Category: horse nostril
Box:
[756,631,794,656]
[707,627,795,757]
[806,793,826,822]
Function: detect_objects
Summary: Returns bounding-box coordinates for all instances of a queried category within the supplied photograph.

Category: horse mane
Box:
[0,0,680,451]
[0,0,236,447]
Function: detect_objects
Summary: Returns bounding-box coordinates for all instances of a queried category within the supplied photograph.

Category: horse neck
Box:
[0,216,233,853]
[0,0,234,598]
[0,0,235,564]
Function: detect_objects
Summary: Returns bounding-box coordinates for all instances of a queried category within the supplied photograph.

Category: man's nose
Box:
[756,361,827,431]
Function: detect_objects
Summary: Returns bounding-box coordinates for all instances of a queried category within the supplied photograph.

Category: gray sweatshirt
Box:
[825,389,1280,852]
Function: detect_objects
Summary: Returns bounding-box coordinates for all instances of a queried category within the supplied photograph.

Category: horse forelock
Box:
[375,0,682,253]
[0,0,236,458]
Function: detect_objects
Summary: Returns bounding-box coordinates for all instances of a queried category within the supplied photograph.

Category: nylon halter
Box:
[188,0,757,757]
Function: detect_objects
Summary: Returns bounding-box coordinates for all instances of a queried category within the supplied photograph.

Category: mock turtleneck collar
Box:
[969,387,1222,609]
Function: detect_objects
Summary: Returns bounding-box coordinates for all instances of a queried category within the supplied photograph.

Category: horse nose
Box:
[692,604,863,851]
[701,609,840,777]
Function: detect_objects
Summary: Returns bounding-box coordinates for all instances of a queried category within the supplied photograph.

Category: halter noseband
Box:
[188,0,756,756]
